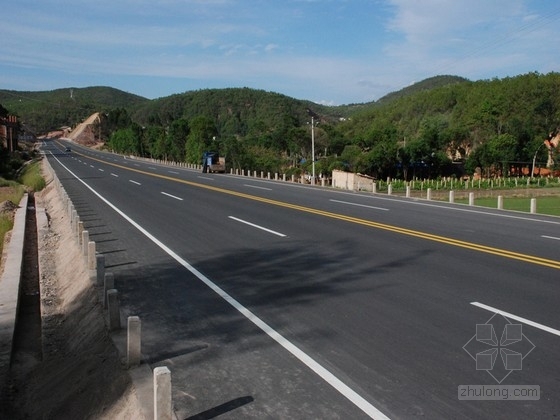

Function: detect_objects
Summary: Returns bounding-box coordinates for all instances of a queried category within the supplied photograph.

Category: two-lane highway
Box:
[43,139,560,419]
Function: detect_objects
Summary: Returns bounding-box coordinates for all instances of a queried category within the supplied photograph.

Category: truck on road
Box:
[202,151,226,173]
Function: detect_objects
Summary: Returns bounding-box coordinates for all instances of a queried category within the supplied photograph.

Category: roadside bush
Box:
[18,160,46,192]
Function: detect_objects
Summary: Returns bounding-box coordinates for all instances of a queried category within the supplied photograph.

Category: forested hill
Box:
[0,86,148,133]
[130,87,344,130]
[375,75,470,106]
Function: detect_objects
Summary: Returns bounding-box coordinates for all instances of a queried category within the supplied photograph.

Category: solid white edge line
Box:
[49,152,390,419]
[542,235,560,241]
[161,191,184,201]
[229,216,286,237]
[471,302,560,337]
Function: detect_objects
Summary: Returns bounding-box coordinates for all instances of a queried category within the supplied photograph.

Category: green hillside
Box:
[2,73,560,180]
[0,86,148,133]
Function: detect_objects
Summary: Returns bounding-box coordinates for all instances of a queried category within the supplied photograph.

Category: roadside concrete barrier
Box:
[96,254,105,285]
[82,231,89,256]
[88,241,96,270]
[154,366,173,420]
[103,272,114,309]
[107,289,121,331]
[127,316,141,368]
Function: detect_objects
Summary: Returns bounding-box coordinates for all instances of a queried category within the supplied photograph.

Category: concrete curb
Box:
[0,193,29,389]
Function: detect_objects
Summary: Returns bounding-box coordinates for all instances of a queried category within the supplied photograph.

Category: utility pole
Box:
[311,116,315,185]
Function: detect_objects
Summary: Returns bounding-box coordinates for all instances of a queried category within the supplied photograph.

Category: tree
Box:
[108,128,138,154]
[167,119,189,161]
[185,116,217,163]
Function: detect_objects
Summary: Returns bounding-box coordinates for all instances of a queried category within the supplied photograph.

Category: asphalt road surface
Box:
[42,139,560,419]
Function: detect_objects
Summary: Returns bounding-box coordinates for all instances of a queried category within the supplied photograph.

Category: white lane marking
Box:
[149,167,156,170]
[161,191,183,201]
[49,153,390,419]
[90,165,95,168]
[111,173,119,177]
[471,302,560,337]
[198,176,214,181]
[330,199,389,211]
[99,168,104,172]
[542,235,560,241]
[129,180,141,185]
[169,170,179,174]
[228,216,287,237]
[244,184,272,191]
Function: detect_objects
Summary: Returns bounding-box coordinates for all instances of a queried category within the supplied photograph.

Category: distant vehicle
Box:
[202,151,225,173]
[65,147,71,153]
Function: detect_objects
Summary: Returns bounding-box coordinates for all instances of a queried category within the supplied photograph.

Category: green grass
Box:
[0,179,25,256]
[456,196,560,216]
[18,160,46,191]
[0,160,46,256]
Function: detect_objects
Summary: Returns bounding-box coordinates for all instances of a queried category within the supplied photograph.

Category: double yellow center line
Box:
[74,150,560,270]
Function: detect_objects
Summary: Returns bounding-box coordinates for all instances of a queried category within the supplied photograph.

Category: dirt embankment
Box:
[1,160,143,419]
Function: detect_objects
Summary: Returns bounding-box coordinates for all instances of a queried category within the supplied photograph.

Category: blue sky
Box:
[2,0,560,105]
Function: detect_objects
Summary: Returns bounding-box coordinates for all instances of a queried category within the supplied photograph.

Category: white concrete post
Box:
[449,190,455,203]
[88,242,96,270]
[406,185,411,198]
[497,195,503,210]
[154,367,172,420]
[96,254,105,285]
[82,231,89,256]
[291,175,295,182]
[388,184,393,195]
[76,216,84,241]
[127,316,141,368]
[70,210,80,230]
[103,272,114,309]
[107,289,120,331]
[77,220,83,243]
[469,192,475,206]
[530,198,537,214]
[372,182,377,194]
[427,188,432,201]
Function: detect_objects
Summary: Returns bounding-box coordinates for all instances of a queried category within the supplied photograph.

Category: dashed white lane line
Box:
[161,191,183,201]
[542,235,560,241]
[129,180,141,185]
[471,302,560,337]
[244,184,272,191]
[330,199,389,212]
[228,216,286,237]
[111,173,119,177]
